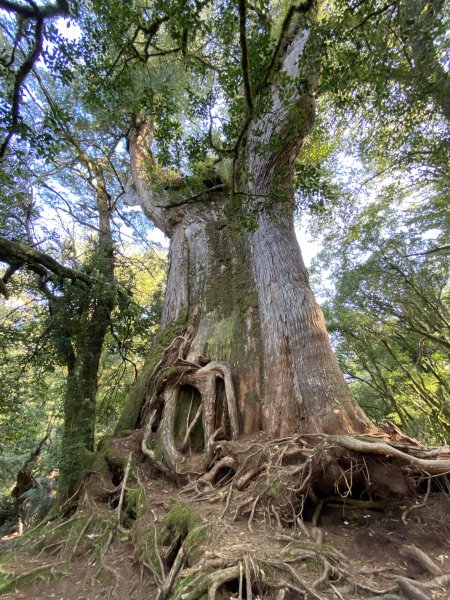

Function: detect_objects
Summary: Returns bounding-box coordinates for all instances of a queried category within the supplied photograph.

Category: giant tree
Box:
[2,1,450,598]
[82,0,450,482]
[100,0,372,479]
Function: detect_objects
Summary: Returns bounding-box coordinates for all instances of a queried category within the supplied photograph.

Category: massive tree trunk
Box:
[125,134,264,439]
[123,2,372,470]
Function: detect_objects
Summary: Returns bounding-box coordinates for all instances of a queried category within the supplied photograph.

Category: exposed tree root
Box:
[134,422,450,599]
[4,352,450,600]
[325,435,450,475]
[3,436,450,600]
[79,410,450,599]
[397,577,431,600]
[400,544,443,577]
[136,349,450,525]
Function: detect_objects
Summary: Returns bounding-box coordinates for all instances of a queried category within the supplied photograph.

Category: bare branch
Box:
[0,15,43,158]
[0,0,69,157]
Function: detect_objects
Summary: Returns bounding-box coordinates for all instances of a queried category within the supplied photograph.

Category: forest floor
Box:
[1,432,450,600]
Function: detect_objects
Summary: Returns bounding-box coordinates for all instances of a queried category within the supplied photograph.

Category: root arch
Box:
[142,354,240,478]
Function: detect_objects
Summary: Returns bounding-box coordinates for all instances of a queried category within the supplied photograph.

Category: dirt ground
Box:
[2,490,450,598]
[1,433,450,599]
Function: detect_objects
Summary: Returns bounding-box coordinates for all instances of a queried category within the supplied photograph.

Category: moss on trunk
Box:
[116,311,189,433]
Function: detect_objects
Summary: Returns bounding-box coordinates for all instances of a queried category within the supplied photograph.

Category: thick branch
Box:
[247,3,317,186]
[0,236,91,287]
[0,0,69,18]
[238,0,253,115]
[0,15,43,158]
[256,0,317,96]
[0,0,69,158]
[128,116,173,236]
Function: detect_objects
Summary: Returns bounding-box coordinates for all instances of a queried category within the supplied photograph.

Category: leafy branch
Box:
[0,0,70,158]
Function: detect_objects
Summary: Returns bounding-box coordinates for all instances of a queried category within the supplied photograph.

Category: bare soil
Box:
[1,432,450,600]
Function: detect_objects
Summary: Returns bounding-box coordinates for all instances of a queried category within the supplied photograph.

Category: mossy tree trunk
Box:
[49,166,116,499]
[124,2,372,472]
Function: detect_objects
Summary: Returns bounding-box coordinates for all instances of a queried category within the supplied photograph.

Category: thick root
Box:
[141,358,241,478]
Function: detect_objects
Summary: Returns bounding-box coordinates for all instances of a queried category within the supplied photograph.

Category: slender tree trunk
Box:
[58,170,115,498]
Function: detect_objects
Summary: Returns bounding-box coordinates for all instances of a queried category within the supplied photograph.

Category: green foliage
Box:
[0,294,63,506]
[317,0,449,182]
[162,502,210,559]
[134,502,208,573]
[311,189,449,443]
[0,564,55,595]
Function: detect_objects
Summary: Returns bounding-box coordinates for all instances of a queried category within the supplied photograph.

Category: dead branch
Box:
[181,403,203,453]
[157,544,186,600]
[247,494,261,533]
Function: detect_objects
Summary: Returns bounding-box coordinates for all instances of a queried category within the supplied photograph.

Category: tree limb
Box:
[0,0,69,157]
[0,236,91,292]
[0,0,69,18]
[238,0,254,115]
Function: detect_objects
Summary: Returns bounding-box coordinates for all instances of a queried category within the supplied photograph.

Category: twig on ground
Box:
[402,476,431,523]
[247,494,261,533]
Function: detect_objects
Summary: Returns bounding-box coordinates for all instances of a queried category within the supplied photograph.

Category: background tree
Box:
[296,0,450,444]
[311,191,449,443]
[0,43,167,502]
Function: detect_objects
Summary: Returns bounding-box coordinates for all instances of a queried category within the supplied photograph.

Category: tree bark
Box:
[126,0,373,450]
[249,210,369,435]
